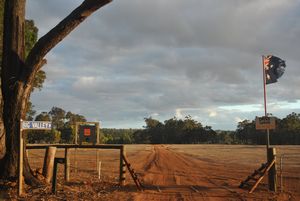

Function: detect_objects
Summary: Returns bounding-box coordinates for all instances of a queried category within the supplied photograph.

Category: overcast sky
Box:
[25,0,300,130]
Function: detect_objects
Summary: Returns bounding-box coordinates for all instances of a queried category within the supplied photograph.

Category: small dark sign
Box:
[79,125,96,144]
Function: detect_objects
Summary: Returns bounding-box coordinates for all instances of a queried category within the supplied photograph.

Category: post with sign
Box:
[74,122,100,177]
[19,120,52,196]
[19,120,24,196]
[255,116,277,192]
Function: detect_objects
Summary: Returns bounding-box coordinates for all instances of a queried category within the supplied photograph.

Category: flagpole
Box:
[262,55,270,149]
[262,55,284,192]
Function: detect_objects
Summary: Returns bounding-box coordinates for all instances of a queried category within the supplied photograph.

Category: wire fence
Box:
[27,148,120,183]
[279,153,300,196]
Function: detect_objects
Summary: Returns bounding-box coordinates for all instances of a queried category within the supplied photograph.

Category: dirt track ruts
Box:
[131,145,250,201]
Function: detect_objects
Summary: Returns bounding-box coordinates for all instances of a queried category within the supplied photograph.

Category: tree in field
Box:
[61,111,87,143]
[65,111,87,127]
[136,116,217,144]
[35,112,51,122]
[143,117,163,143]
[49,107,66,130]
[0,0,112,185]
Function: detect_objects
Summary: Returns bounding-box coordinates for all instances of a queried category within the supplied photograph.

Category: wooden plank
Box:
[122,153,143,191]
[190,186,199,192]
[26,144,123,149]
[240,162,268,188]
[249,159,275,193]
[96,122,100,144]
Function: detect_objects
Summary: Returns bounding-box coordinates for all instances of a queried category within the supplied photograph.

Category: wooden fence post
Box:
[74,149,78,175]
[18,128,24,196]
[64,148,70,182]
[268,147,277,192]
[43,146,57,183]
[119,145,126,186]
[96,150,100,172]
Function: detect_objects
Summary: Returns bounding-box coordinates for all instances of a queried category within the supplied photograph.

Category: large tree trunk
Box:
[0,0,112,185]
[0,0,40,185]
[0,0,26,178]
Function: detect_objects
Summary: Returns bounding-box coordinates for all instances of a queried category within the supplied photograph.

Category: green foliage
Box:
[25,111,300,145]
[60,127,73,143]
[26,129,59,144]
[114,113,300,145]
[49,107,66,129]
[102,128,138,144]
[24,19,47,92]
[215,130,237,144]
[25,20,38,58]
[32,70,46,92]
[27,111,58,144]
[133,116,218,144]
[65,111,86,127]
[35,112,51,121]
[25,101,36,121]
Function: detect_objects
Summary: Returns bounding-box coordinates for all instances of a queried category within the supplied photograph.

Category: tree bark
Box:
[0,89,5,159]
[0,0,112,185]
[0,0,27,179]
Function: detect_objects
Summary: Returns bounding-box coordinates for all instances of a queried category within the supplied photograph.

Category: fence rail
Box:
[26,144,126,185]
[26,144,123,149]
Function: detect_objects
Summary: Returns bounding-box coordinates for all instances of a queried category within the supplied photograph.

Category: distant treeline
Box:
[26,107,300,145]
[103,113,300,145]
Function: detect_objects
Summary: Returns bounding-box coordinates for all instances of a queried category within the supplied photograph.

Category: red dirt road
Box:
[130,145,289,201]
[6,145,298,200]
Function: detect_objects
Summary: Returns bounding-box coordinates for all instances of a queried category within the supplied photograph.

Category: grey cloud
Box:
[27,0,300,130]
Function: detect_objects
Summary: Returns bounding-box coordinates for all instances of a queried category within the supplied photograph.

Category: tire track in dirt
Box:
[132,145,245,201]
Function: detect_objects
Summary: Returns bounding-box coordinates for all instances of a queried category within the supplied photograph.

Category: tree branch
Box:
[24,0,112,80]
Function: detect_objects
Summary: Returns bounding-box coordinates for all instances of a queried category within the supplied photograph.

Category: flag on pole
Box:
[263,55,286,84]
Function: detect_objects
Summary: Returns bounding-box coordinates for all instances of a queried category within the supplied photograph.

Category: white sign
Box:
[21,121,52,130]
[255,116,276,130]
